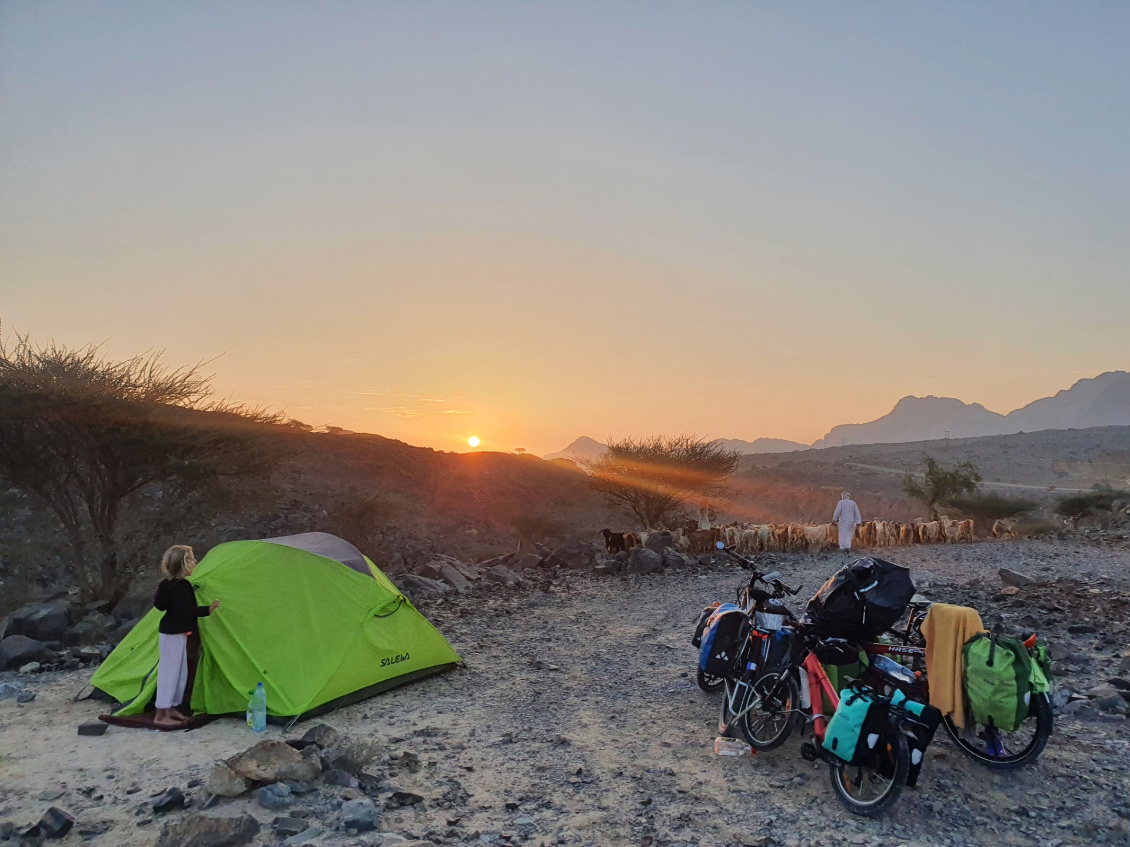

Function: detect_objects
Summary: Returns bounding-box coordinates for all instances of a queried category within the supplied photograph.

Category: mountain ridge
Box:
[545,371,1130,457]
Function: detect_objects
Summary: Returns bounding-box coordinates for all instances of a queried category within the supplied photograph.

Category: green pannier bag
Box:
[963,634,1033,732]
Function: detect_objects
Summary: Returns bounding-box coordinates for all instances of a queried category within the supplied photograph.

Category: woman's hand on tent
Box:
[210,599,221,613]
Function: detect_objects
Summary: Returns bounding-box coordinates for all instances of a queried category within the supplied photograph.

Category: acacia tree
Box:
[0,327,285,603]
[903,456,982,520]
[580,434,741,528]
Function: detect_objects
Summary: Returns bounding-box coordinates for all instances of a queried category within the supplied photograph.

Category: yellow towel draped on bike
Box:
[920,603,985,730]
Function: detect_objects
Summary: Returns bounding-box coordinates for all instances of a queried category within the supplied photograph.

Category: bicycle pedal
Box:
[800,742,818,762]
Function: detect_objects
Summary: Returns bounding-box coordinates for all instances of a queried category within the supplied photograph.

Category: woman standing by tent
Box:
[153,545,219,726]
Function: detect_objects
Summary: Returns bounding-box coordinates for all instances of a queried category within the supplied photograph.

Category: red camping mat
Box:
[98,711,217,732]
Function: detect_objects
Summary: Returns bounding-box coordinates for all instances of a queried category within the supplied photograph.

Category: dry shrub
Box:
[1016,518,1061,538]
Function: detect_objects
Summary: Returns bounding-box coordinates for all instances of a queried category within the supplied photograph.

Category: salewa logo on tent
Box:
[381,652,410,668]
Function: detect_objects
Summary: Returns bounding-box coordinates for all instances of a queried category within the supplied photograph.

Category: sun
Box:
[467,436,480,448]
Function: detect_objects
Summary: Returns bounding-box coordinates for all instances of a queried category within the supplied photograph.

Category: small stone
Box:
[387,790,424,808]
[284,827,323,846]
[340,798,380,833]
[324,768,359,789]
[300,724,341,750]
[0,682,28,700]
[999,586,1020,597]
[39,807,75,839]
[18,661,42,674]
[998,568,1033,587]
[273,816,307,836]
[78,722,108,736]
[154,813,260,847]
[1068,623,1098,635]
[256,783,293,810]
[152,787,187,813]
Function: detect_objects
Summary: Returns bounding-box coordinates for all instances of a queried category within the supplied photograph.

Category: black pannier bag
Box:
[804,557,915,642]
[698,606,751,677]
[691,601,722,648]
[759,626,804,676]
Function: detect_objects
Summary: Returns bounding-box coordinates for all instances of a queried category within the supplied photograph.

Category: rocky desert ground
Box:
[2,535,1130,847]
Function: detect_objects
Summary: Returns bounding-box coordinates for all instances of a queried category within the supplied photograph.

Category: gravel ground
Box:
[2,538,1129,847]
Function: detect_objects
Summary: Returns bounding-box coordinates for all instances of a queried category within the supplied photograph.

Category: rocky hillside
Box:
[731,425,1130,524]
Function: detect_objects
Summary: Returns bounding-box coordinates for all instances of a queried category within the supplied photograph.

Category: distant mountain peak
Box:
[542,436,607,462]
[814,371,1130,447]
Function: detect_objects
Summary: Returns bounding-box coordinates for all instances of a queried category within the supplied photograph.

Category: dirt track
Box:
[2,539,1130,847]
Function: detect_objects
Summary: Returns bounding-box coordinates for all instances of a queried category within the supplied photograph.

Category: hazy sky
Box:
[3,3,1128,454]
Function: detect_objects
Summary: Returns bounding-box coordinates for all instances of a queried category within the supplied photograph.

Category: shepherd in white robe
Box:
[832,491,862,552]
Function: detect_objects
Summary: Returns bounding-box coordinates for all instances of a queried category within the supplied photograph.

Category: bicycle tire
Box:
[942,693,1052,770]
[698,670,725,692]
[734,671,799,751]
[828,729,909,817]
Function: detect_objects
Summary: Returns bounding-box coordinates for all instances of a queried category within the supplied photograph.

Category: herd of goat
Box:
[602,517,1021,556]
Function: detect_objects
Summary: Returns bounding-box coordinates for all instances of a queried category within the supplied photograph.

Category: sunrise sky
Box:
[2,3,1128,454]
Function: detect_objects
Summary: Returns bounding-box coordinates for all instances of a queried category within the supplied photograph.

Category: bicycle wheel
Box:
[698,669,725,692]
[735,671,799,751]
[828,730,909,817]
[942,693,1052,770]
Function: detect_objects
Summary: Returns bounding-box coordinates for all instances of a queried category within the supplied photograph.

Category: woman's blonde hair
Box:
[161,545,195,579]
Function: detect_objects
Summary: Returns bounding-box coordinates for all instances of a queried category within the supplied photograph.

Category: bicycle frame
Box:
[801,652,840,744]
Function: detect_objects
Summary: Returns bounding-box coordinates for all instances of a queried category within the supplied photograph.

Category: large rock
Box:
[999,568,1033,587]
[155,814,260,847]
[417,561,447,581]
[340,798,380,833]
[0,635,56,671]
[109,618,141,645]
[540,540,599,570]
[438,563,472,592]
[205,762,250,798]
[63,613,117,646]
[626,548,664,575]
[226,739,322,784]
[8,601,72,641]
[644,531,675,553]
[393,574,451,599]
[485,565,522,587]
[111,594,152,622]
[509,553,543,571]
[661,549,691,569]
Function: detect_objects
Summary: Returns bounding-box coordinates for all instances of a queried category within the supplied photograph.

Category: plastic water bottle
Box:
[714,737,753,757]
[247,682,267,732]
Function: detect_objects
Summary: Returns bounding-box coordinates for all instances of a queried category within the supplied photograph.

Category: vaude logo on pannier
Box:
[381,652,410,668]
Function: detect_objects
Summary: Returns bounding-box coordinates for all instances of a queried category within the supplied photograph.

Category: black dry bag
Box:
[804,557,915,642]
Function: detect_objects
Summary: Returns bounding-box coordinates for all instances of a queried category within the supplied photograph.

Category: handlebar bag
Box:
[822,684,891,766]
[698,605,749,677]
[804,557,915,641]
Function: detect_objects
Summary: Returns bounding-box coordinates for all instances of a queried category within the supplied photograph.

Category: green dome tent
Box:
[91,533,460,721]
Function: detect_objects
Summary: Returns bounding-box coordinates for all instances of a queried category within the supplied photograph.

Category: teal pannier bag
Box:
[963,634,1033,732]
[823,683,890,765]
